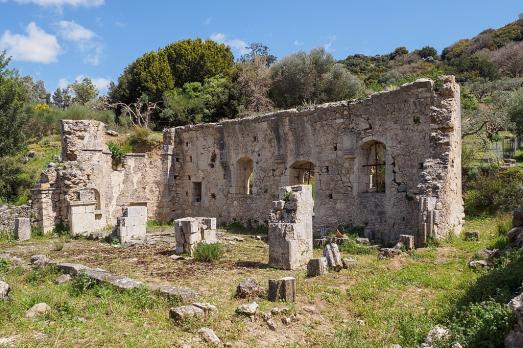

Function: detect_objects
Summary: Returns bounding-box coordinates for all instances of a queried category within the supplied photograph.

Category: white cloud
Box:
[11,0,104,7]
[57,77,69,89]
[56,20,95,41]
[0,22,60,63]
[210,32,249,55]
[293,40,304,46]
[323,35,336,52]
[55,20,102,66]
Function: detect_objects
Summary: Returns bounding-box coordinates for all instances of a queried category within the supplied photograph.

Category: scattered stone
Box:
[266,319,277,331]
[468,260,490,270]
[463,231,480,241]
[475,248,500,260]
[307,257,328,277]
[425,325,450,345]
[106,130,118,136]
[235,277,264,299]
[0,281,10,300]
[281,317,291,325]
[0,337,15,346]
[302,305,317,314]
[169,255,186,260]
[33,332,48,341]
[151,284,198,303]
[25,303,51,319]
[342,257,357,269]
[27,150,35,158]
[323,243,343,271]
[356,319,365,326]
[55,263,89,276]
[236,302,258,317]
[198,327,221,345]
[170,305,204,321]
[233,236,245,242]
[55,274,71,284]
[506,292,523,348]
[390,345,402,348]
[268,277,296,302]
[508,227,523,248]
[379,248,402,258]
[262,312,272,321]
[270,307,288,315]
[398,234,415,250]
[14,218,31,241]
[30,254,50,267]
[355,237,370,245]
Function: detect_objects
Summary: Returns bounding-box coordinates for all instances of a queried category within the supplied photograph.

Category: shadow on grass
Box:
[234,261,271,269]
[221,221,268,236]
[438,238,523,347]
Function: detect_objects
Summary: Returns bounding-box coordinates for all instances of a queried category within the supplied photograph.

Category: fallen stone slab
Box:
[0,337,16,346]
[170,302,216,321]
[147,284,198,303]
[198,327,221,344]
[323,243,343,271]
[342,257,357,269]
[25,303,51,319]
[355,237,370,245]
[0,281,10,300]
[55,263,90,276]
[30,255,51,267]
[379,248,402,258]
[83,268,144,290]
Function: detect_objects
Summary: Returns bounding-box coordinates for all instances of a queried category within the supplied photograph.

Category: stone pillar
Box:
[268,185,313,270]
[14,218,31,241]
[69,201,96,237]
[174,217,217,255]
[116,205,147,244]
[268,277,296,302]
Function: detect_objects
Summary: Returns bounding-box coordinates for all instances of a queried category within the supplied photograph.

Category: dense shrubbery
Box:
[193,242,224,263]
[464,166,523,216]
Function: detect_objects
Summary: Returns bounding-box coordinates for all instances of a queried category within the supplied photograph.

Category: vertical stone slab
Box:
[14,218,31,241]
[399,234,415,250]
[268,185,313,270]
[307,257,328,277]
[117,205,147,244]
[268,277,296,302]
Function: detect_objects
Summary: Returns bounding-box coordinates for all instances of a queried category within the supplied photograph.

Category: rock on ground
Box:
[235,277,264,299]
[30,255,51,267]
[170,303,216,322]
[198,327,221,344]
[236,302,258,317]
[0,337,15,346]
[25,303,51,319]
[0,281,10,300]
[55,274,71,284]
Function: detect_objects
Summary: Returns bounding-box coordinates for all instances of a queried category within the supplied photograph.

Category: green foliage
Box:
[107,142,127,164]
[223,221,268,235]
[464,166,523,216]
[0,258,9,273]
[70,272,97,296]
[193,242,224,263]
[282,191,292,202]
[448,300,516,348]
[496,215,512,236]
[0,156,33,203]
[70,77,98,105]
[270,48,363,108]
[508,89,523,138]
[161,75,238,126]
[53,221,69,237]
[339,238,373,255]
[416,46,438,59]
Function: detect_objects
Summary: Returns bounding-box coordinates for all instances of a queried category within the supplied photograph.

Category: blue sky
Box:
[0,0,521,94]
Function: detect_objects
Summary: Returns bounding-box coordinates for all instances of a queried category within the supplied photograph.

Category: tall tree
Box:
[71,77,98,105]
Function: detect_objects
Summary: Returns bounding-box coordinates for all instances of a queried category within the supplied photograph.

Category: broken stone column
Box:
[116,206,147,244]
[174,217,217,255]
[14,218,31,241]
[323,243,343,271]
[268,277,296,302]
[398,234,415,250]
[307,257,328,277]
[268,185,313,270]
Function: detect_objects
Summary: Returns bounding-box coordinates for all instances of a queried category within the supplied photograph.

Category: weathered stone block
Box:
[399,234,415,250]
[307,257,328,277]
[236,277,264,299]
[323,243,343,271]
[14,218,30,241]
[169,305,204,321]
[268,277,296,302]
[0,280,10,300]
[174,217,218,255]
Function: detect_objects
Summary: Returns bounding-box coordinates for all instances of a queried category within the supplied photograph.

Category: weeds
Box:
[193,242,224,262]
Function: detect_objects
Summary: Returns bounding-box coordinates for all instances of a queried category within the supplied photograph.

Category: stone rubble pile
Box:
[174,217,217,255]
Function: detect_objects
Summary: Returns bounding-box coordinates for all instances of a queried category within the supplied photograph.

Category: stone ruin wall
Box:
[31,76,464,245]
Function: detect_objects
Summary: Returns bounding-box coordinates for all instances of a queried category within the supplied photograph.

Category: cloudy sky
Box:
[0,0,521,94]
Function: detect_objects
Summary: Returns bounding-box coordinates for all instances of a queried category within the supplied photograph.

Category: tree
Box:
[161,39,235,88]
[416,46,438,60]
[106,95,161,129]
[240,43,277,66]
[234,56,273,113]
[20,76,49,104]
[508,89,523,138]
[0,51,30,156]
[70,77,98,105]
[269,48,363,108]
[52,87,72,109]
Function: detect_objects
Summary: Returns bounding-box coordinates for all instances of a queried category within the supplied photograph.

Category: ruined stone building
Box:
[31,76,464,246]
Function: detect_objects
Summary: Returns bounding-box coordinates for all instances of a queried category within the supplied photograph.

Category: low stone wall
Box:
[0,204,32,233]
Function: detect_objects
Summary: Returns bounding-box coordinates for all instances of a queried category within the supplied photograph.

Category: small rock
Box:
[281,317,291,325]
[290,314,300,322]
[106,130,119,136]
[355,237,370,245]
[302,305,317,314]
[170,255,186,260]
[30,255,50,267]
[390,345,402,348]
[425,325,450,344]
[236,302,258,317]
[27,150,36,158]
[271,307,288,315]
[469,260,490,270]
[356,319,365,326]
[33,332,47,341]
[463,231,479,241]
[379,248,402,258]
[266,319,277,331]
[235,277,264,299]
[169,305,204,321]
[0,337,15,346]
[198,327,221,345]
[342,257,357,269]
[262,312,272,321]
[476,248,499,260]
[0,281,10,300]
[452,344,463,348]
[55,274,71,284]
[25,303,51,319]
[233,236,245,242]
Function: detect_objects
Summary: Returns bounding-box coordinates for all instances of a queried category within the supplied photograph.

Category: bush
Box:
[0,156,33,203]
[107,142,127,164]
[70,272,97,295]
[464,166,523,216]
[339,238,373,255]
[193,242,224,263]
[448,300,516,348]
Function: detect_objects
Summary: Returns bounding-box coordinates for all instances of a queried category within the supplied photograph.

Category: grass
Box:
[0,215,520,347]
[193,242,224,263]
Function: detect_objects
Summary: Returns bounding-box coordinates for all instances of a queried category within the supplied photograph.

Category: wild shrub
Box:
[107,142,127,164]
[193,242,224,263]
[26,266,59,285]
[464,166,523,216]
[339,238,373,255]
[70,272,97,295]
[0,258,9,273]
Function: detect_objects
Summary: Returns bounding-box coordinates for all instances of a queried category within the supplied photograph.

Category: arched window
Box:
[237,157,254,195]
[289,160,315,186]
[361,141,386,193]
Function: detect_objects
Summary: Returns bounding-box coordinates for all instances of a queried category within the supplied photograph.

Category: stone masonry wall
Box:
[0,204,32,233]
[31,77,463,245]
